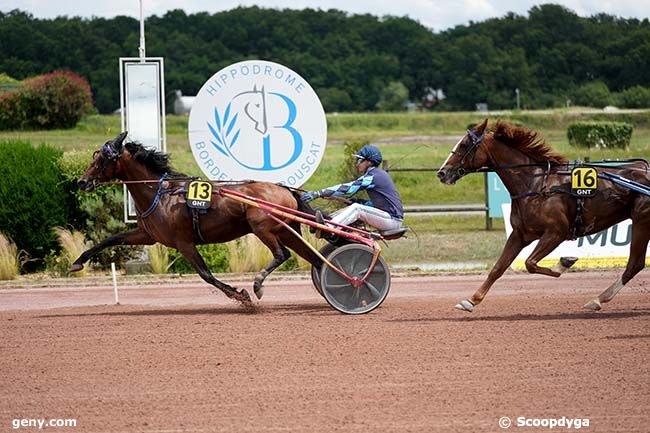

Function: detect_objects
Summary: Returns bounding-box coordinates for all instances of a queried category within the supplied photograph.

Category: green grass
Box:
[1,110,647,267]
[380,215,506,265]
[1,110,647,206]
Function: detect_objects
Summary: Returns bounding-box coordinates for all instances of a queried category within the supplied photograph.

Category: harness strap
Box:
[141,173,175,218]
[572,197,585,240]
[191,208,206,243]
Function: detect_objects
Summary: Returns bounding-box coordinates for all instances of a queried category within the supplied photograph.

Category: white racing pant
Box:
[330,203,402,232]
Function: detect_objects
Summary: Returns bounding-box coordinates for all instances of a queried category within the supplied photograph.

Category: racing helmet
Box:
[353,145,383,166]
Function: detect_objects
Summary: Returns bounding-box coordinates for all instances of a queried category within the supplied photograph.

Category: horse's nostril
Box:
[436,170,445,179]
[77,179,87,190]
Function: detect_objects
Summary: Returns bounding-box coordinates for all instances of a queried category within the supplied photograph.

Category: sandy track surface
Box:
[1,271,649,432]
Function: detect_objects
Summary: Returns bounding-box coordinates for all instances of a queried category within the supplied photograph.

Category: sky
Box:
[1,0,649,31]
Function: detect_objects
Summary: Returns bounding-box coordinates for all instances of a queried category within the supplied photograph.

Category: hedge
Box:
[567,121,633,149]
[0,140,76,268]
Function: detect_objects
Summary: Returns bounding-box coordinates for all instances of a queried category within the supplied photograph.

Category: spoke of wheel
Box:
[327,283,352,290]
[356,266,370,276]
[332,256,351,275]
[363,279,382,299]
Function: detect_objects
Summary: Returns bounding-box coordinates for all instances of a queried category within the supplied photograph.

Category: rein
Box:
[96,176,259,219]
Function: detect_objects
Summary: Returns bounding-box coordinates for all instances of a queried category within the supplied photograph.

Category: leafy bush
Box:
[0,70,93,130]
[614,86,650,109]
[572,81,612,108]
[338,140,369,180]
[0,73,19,94]
[567,121,633,148]
[169,243,229,274]
[0,141,75,267]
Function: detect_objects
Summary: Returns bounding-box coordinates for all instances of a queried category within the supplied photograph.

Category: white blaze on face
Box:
[441,134,466,169]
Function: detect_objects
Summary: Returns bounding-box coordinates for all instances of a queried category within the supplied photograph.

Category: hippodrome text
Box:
[202,63,306,98]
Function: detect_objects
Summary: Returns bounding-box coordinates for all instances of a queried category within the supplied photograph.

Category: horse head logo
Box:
[207,84,302,171]
[235,85,268,135]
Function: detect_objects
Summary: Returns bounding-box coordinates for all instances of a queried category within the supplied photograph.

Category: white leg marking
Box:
[599,277,625,303]
[454,299,474,312]
[583,277,624,310]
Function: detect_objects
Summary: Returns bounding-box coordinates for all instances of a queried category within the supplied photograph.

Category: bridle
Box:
[91,144,121,182]
[448,129,486,177]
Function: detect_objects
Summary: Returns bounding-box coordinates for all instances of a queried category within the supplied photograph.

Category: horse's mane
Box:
[491,121,568,164]
[124,141,184,177]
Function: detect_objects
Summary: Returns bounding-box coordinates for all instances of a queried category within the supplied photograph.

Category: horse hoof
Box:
[583,299,602,311]
[254,285,264,300]
[454,299,474,312]
[239,289,252,303]
[70,263,84,273]
[560,256,579,269]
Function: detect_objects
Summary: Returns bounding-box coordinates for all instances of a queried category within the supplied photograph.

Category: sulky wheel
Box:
[319,243,391,314]
[311,243,337,296]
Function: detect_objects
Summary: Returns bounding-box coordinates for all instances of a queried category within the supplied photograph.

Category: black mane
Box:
[124,141,184,177]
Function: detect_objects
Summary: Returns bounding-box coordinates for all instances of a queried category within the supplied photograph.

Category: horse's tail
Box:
[288,188,316,216]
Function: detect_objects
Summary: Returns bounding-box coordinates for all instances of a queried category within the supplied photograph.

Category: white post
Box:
[111,262,120,305]
[515,88,520,110]
[138,0,146,61]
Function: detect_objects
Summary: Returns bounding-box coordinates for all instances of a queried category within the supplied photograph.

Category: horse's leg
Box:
[584,222,649,311]
[456,230,530,312]
[70,229,155,272]
[523,231,571,277]
[175,242,251,304]
[278,222,321,267]
[251,231,292,300]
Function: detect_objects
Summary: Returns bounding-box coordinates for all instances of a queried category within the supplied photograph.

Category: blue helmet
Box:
[354,145,383,166]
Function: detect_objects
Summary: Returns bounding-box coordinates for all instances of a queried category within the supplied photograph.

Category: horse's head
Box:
[437,119,490,185]
[77,131,128,192]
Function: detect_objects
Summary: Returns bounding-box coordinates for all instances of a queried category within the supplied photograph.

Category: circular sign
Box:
[188,60,327,186]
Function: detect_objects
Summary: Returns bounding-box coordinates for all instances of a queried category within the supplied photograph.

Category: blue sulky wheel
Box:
[311,243,337,296]
[319,243,391,314]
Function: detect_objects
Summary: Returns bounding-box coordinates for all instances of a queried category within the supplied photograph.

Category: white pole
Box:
[111,262,120,305]
[138,0,146,61]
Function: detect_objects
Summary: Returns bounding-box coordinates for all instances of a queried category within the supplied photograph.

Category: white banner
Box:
[502,204,649,269]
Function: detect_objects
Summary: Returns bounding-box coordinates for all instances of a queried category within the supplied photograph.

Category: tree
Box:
[376,81,408,111]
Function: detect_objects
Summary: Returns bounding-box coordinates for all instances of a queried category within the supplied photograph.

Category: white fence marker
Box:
[111,262,120,305]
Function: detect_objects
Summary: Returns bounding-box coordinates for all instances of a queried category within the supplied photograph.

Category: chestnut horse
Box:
[437,120,650,312]
[73,132,320,304]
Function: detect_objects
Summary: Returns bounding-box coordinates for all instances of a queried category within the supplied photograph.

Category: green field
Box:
[2,110,648,268]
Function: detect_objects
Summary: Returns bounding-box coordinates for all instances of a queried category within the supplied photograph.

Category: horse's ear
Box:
[110,131,128,151]
[475,119,488,134]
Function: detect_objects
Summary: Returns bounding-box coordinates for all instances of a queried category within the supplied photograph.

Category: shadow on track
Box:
[388,309,650,323]
[35,303,333,319]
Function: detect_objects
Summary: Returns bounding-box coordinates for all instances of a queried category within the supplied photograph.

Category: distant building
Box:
[475,103,488,113]
[173,90,195,115]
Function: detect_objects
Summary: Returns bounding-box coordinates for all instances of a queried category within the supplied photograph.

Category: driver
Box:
[301,145,403,233]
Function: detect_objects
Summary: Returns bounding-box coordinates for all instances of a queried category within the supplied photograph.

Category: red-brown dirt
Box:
[1,270,649,432]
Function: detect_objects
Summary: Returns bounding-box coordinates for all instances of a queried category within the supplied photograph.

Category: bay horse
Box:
[437,120,650,312]
[73,132,320,304]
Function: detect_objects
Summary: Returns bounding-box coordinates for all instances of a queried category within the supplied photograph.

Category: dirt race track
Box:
[1,270,649,433]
